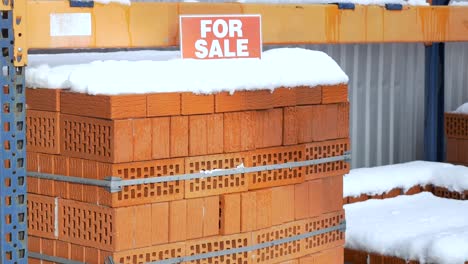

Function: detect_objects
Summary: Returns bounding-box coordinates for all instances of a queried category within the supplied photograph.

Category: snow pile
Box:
[454,102,468,114]
[343,161,468,198]
[345,193,468,264]
[238,0,428,5]
[26,48,348,95]
[94,0,131,5]
[449,0,468,5]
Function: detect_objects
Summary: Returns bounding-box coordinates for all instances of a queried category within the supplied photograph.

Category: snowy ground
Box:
[343,161,468,198]
[26,48,348,95]
[345,193,468,264]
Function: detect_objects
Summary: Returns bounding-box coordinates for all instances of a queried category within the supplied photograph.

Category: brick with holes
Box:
[26,110,60,154]
[304,139,350,180]
[252,219,306,263]
[27,194,56,239]
[185,233,251,264]
[302,210,346,255]
[184,153,246,198]
[245,145,305,190]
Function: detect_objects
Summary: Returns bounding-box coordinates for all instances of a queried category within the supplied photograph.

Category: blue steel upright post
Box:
[0,5,27,264]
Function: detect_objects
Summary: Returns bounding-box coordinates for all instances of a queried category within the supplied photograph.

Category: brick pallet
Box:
[445,112,468,166]
[25,85,349,264]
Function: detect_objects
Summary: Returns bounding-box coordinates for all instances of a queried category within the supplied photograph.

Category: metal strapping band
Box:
[28,152,351,193]
[29,252,85,264]
[148,221,346,264]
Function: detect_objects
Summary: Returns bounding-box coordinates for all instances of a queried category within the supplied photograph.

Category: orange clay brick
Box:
[272,185,295,226]
[147,93,181,117]
[61,114,134,163]
[241,191,257,232]
[302,211,346,255]
[223,111,256,153]
[348,194,368,204]
[338,102,350,139]
[151,117,170,159]
[181,93,214,115]
[322,84,348,104]
[344,248,368,264]
[256,189,272,230]
[26,88,61,112]
[169,200,187,243]
[300,247,344,263]
[322,175,344,214]
[203,195,220,237]
[220,193,241,235]
[170,115,189,157]
[71,243,85,263]
[189,114,223,156]
[112,242,185,264]
[61,91,147,119]
[56,240,70,261]
[133,118,152,161]
[82,159,99,204]
[41,238,56,264]
[27,194,56,239]
[84,247,100,264]
[255,108,283,149]
[68,157,83,202]
[186,198,204,240]
[151,202,169,245]
[382,188,402,199]
[135,204,152,249]
[405,185,423,195]
[58,199,116,251]
[246,145,305,190]
[27,152,40,194]
[284,107,298,145]
[37,153,54,196]
[294,182,310,220]
[252,220,305,263]
[308,179,324,218]
[26,110,60,154]
[311,104,340,141]
[28,236,41,264]
[52,155,69,199]
[304,139,350,180]
[185,153,246,198]
[215,90,270,112]
[96,158,185,207]
[185,233,251,264]
[297,106,314,143]
[445,113,468,140]
[295,86,322,105]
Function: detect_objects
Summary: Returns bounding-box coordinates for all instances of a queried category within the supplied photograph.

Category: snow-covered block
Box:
[343,161,468,198]
[26,48,348,96]
[345,193,468,263]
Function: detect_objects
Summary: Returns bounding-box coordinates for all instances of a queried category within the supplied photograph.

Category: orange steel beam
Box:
[26,1,468,50]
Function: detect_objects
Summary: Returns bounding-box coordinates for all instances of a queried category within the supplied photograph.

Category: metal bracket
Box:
[29,252,86,264]
[385,3,403,10]
[104,176,122,193]
[69,0,94,8]
[146,221,346,264]
[28,153,352,193]
[12,0,26,66]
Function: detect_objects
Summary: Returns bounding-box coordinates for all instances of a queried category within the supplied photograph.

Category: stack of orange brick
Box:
[25,84,350,264]
[445,112,468,166]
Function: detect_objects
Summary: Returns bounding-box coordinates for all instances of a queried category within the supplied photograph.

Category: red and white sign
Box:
[179,15,262,60]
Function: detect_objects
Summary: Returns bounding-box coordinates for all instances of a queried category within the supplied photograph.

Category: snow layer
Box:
[343,161,468,197]
[26,48,348,95]
[449,0,468,5]
[454,102,468,114]
[345,193,468,264]
[95,0,131,5]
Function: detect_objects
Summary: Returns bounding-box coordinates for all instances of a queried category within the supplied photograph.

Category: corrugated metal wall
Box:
[269,44,426,168]
[445,43,468,112]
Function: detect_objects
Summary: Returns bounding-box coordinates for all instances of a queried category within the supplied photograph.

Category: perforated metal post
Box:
[0,7,27,264]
